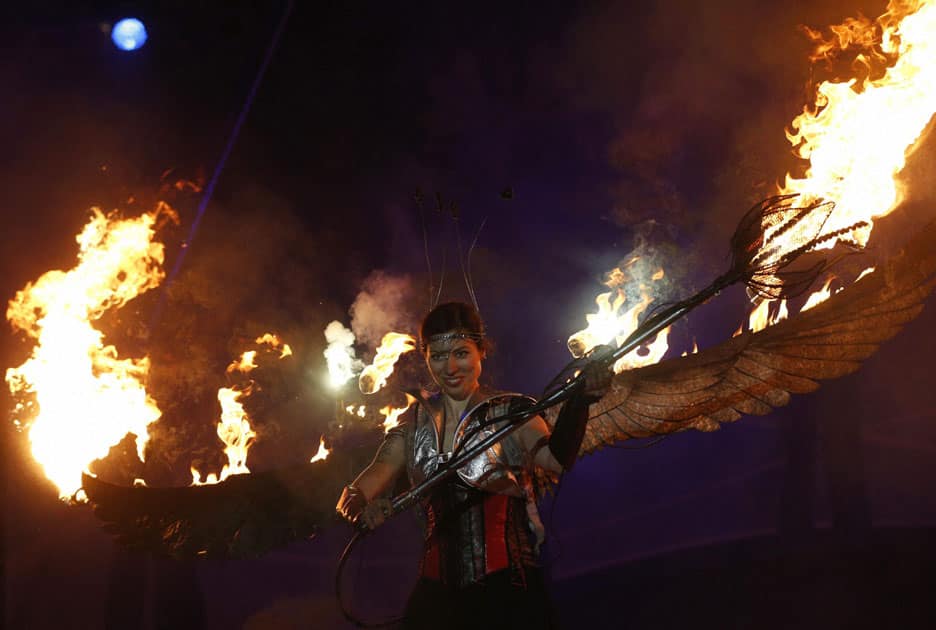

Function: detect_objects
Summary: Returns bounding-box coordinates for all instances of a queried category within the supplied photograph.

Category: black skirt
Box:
[402,567,557,630]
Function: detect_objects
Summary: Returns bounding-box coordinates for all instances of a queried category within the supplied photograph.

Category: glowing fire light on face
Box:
[309,436,329,463]
[5,206,175,499]
[568,260,671,372]
[359,332,416,394]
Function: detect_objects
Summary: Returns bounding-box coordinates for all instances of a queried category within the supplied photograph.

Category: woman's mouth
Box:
[444,376,463,388]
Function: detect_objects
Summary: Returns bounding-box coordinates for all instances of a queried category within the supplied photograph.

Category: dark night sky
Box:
[3,1,936,627]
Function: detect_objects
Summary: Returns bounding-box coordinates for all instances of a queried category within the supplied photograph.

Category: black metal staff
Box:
[336,192,867,627]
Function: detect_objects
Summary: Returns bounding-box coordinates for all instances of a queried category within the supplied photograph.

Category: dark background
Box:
[2,1,935,627]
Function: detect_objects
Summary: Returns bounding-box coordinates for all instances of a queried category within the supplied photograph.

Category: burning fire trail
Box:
[568,260,671,373]
[5,206,175,499]
[358,332,416,394]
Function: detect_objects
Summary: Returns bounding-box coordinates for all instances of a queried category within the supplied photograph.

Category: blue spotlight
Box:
[111,18,148,51]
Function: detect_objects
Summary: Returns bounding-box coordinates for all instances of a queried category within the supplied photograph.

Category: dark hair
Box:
[420,302,492,353]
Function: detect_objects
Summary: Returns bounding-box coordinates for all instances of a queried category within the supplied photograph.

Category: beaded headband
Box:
[421,331,484,352]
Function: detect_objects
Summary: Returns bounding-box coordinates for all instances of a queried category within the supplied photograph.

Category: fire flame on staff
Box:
[760,0,936,291]
[568,258,671,373]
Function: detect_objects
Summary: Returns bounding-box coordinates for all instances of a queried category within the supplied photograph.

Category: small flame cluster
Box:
[323,320,418,439]
[340,396,416,434]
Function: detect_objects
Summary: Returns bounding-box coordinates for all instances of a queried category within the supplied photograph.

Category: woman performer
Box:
[336,302,607,629]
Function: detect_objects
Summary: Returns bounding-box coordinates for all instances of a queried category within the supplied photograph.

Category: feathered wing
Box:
[84,220,936,556]
[561,218,936,457]
[82,449,357,559]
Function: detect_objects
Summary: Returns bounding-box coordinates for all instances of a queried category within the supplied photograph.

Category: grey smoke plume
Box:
[350,270,419,347]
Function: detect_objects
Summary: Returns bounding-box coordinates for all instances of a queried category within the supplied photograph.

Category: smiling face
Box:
[425,333,484,401]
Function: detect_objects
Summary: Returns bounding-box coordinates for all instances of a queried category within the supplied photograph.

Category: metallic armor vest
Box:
[397,390,545,587]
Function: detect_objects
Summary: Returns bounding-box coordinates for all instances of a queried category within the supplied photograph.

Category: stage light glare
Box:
[111,18,148,51]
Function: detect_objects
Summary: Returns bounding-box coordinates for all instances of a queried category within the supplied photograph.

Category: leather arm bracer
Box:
[547,382,594,470]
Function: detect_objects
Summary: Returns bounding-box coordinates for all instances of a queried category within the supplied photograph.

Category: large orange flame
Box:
[778,0,936,246]
[5,206,174,498]
[747,1,936,331]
